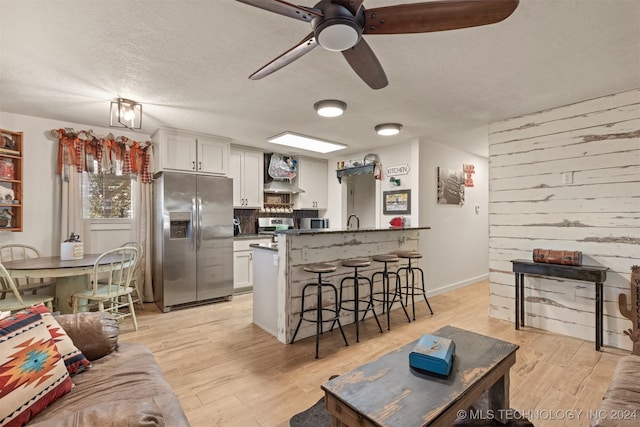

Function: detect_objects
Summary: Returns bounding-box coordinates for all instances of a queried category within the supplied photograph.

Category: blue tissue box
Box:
[409,334,455,376]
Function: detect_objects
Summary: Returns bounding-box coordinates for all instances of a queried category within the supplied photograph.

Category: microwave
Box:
[300,218,330,230]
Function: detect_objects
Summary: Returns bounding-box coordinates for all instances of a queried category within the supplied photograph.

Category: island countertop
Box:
[276,226,431,236]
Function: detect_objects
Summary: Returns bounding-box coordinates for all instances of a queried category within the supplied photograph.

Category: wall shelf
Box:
[336,164,375,183]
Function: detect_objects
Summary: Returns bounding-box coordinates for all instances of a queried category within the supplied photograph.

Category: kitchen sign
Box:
[385,164,410,176]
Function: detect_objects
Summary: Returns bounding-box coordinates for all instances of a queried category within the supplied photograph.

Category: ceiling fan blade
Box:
[363,0,519,35]
[342,38,388,90]
[249,32,318,80]
[330,0,365,16]
[236,0,322,22]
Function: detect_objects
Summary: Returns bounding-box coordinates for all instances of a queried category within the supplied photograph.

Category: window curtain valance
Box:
[51,128,154,183]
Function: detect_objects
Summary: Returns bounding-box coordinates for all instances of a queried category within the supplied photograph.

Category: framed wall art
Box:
[437,167,465,205]
[383,189,411,214]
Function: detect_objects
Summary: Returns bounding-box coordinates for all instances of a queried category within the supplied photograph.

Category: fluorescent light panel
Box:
[267,132,347,154]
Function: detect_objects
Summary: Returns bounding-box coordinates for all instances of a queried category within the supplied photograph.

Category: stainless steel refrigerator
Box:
[152,171,233,312]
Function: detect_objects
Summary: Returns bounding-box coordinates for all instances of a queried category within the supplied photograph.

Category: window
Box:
[82,172,134,219]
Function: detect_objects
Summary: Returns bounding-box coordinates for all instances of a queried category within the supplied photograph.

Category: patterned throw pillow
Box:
[0,310,73,427]
[28,304,91,375]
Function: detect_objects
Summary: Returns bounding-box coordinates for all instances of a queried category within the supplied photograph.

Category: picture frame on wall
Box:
[437,166,465,205]
[383,189,411,214]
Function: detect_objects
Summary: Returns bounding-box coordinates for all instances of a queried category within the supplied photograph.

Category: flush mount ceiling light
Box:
[267,132,347,154]
[375,123,403,136]
[110,98,142,129]
[314,99,347,117]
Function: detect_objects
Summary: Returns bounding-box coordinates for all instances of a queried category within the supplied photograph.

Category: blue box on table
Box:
[409,334,455,376]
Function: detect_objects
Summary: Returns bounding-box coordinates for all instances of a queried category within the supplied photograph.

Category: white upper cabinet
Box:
[230,147,263,208]
[294,157,328,210]
[152,127,230,176]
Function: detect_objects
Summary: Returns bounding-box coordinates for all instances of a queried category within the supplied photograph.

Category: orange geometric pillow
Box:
[28,304,91,375]
[0,310,73,426]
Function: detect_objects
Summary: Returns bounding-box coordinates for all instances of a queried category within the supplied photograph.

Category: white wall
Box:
[488,89,640,350]
[327,138,489,296]
[418,139,490,295]
[0,111,148,256]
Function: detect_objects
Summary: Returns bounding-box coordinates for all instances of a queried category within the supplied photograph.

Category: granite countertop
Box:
[249,243,278,252]
[234,234,273,240]
[276,226,431,236]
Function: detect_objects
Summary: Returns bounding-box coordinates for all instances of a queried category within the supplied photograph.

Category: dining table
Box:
[3,253,123,314]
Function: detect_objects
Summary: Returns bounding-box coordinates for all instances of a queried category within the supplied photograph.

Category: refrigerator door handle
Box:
[197,196,203,251]
[191,198,197,251]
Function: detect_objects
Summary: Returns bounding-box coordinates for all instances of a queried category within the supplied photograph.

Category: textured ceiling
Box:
[1,0,638,159]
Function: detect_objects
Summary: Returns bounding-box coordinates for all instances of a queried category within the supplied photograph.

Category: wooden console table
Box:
[511,259,609,351]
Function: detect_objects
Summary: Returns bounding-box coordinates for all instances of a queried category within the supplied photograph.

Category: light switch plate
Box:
[562,172,573,185]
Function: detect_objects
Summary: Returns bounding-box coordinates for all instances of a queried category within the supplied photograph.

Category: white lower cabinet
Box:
[233,238,271,292]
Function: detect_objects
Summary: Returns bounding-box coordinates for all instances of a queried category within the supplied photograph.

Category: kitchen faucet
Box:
[347,213,360,230]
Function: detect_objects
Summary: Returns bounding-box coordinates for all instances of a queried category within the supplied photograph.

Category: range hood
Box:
[263,180,305,194]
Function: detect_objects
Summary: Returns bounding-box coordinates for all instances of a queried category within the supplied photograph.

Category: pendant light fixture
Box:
[110,98,142,129]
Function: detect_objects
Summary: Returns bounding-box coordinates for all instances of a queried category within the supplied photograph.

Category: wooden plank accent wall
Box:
[488,89,640,350]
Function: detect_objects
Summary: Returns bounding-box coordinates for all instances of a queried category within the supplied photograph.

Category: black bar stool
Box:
[371,254,411,330]
[332,258,383,342]
[291,263,348,359]
[396,251,433,320]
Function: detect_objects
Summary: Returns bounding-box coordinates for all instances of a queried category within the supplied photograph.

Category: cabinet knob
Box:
[199,161,202,170]
[192,161,196,170]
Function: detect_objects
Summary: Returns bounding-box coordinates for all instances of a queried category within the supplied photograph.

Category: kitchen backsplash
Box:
[234,209,319,234]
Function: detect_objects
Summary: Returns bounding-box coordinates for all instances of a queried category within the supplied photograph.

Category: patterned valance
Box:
[51,128,154,183]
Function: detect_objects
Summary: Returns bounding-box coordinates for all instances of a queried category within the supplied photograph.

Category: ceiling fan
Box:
[236,0,519,89]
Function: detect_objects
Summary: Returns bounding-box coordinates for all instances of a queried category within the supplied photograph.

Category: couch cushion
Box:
[0,310,73,427]
[28,304,91,375]
[53,312,118,361]
[28,342,190,426]
[591,355,640,427]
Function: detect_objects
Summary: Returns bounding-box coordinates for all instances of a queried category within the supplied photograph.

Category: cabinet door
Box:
[242,149,264,208]
[233,250,253,290]
[229,150,244,207]
[198,137,229,175]
[296,158,328,209]
[163,132,197,172]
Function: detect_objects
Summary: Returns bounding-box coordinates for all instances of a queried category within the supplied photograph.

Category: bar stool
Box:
[371,254,411,330]
[332,258,383,342]
[396,251,433,320]
[291,263,349,359]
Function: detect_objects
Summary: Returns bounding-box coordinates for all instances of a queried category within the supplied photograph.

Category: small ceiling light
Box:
[268,132,347,154]
[314,99,347,117]
[375,123,403,136]
[110,98,142,129]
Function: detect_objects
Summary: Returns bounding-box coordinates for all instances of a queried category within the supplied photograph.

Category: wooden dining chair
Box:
[0,262,54,313]
[0,244,56,297]
[121,241,144,309]
[72,246,138,331]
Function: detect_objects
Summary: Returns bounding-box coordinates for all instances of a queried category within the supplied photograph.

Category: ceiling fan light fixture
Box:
[314,99,347,117]
[375,123,403,136]
[315,20,361,51]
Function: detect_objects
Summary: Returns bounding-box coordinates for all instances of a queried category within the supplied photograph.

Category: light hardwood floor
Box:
[119,280,627,427]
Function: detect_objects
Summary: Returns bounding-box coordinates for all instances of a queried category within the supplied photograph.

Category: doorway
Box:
[346,174,376,228]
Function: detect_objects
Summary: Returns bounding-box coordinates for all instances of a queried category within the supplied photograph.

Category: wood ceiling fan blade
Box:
[363,0,519,35]
[342,38,388,90]
[249,33,318,80]
[236,0,322,22]
[330,0,365,16]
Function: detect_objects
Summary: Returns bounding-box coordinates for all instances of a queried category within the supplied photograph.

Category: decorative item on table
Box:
[0,159,14,180]
[61,232,84,260]
[409,334,455,376]
[532,248,582,266]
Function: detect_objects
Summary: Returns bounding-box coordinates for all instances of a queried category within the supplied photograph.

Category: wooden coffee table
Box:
[322,325,519,427]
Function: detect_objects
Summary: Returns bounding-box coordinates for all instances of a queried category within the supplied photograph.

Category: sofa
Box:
[591,355,640,427]
[19,311,190,426]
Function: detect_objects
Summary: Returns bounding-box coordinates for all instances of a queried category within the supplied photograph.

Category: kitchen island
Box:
[251,227,430,344]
